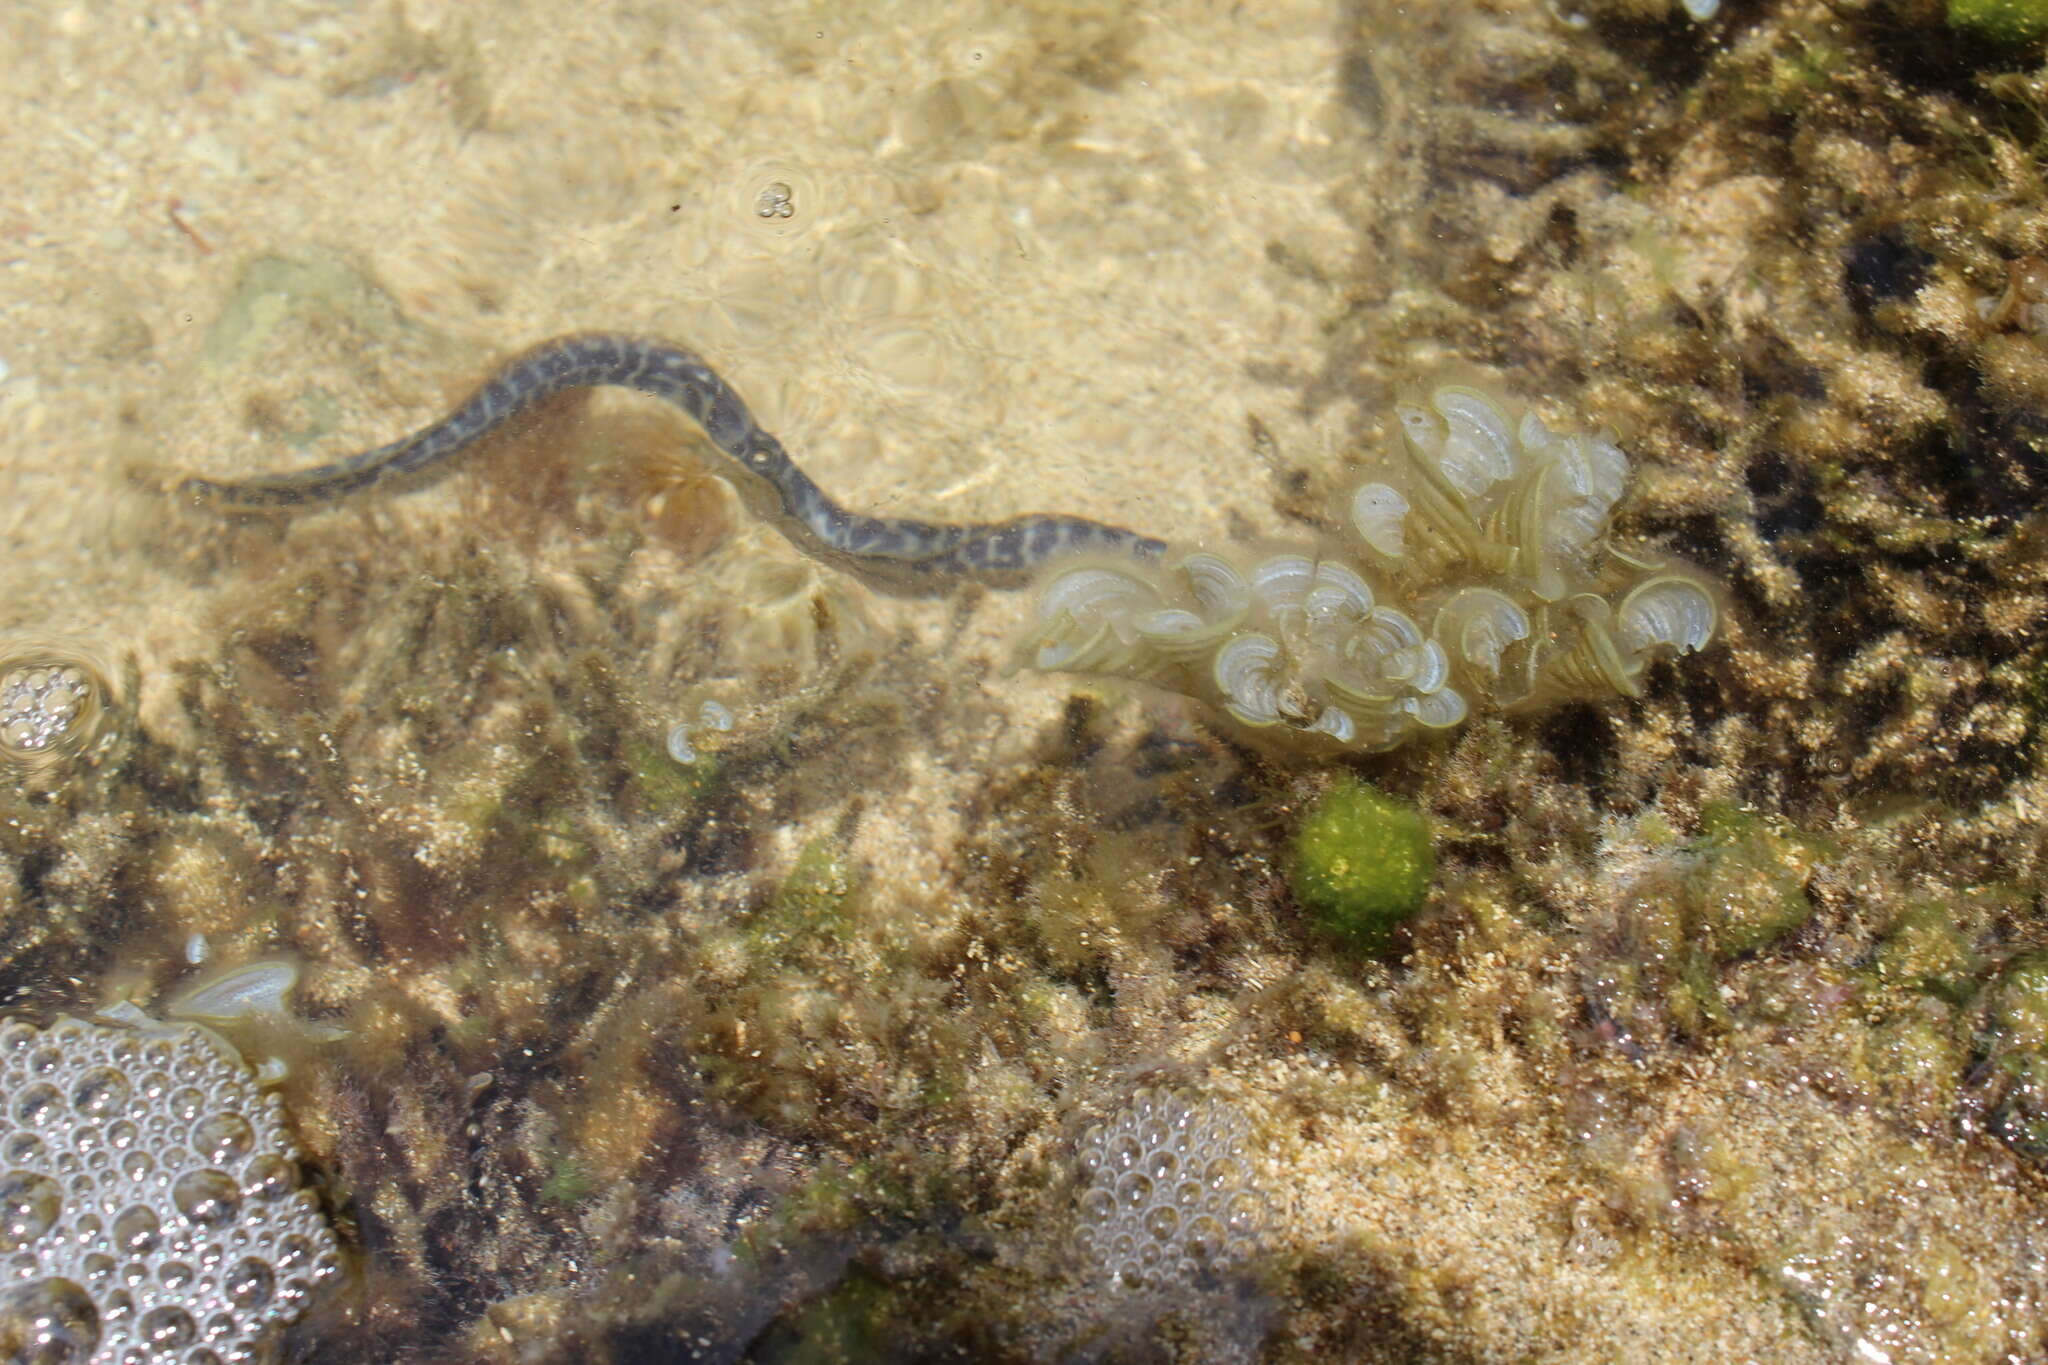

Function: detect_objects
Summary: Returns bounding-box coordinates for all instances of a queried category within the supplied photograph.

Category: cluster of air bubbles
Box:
[665,699,736,765]
[0,643,113,774]
[731,162,823,249]
[0,1014,340,1364]
[1,665,88,753]
[1018,384,1718,752]
[1073,1088,1266,1293]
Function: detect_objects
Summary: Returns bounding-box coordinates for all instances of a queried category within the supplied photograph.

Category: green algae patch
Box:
[1973,953,2048,1161]
[539,1152,595,1206]
[1289,778,1433,952]
[776,837,860,924]
[202,252,412,378]
[1992,951,2048,1050]
[1868,1004,1969,1123]
[755,1268,895,1365]
[1870,903,1979,1006]
[625,735,718,812]
[1948,0,2048,43]
[1683,803,1823,960]
[748,836,864,959]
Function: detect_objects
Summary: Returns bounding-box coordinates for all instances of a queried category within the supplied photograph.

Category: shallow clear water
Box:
[8,1,2048,1361]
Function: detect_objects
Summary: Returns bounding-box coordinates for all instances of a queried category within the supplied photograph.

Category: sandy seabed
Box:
[4,0,2048,1361]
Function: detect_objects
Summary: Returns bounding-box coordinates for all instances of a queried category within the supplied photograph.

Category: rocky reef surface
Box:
[7,0,2048,1361]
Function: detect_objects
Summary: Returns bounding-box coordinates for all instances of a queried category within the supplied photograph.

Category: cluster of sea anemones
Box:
[1017,384,1718,751]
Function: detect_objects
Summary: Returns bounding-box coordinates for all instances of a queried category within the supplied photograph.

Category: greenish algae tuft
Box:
[1989,953,2048,1159]
[625,735,718,812]
[747,836,863,957]
[539,1152,595,1206]
[1869,902,1979,1006]
[1683,803,1823,960]
[1948,0,2048,43]
[1289,778,1433,952]
[1991,951,2048,1050]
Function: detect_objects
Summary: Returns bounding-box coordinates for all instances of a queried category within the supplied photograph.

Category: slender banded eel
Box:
[176,333,1166,593]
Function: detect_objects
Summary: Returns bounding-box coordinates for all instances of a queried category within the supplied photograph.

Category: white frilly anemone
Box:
[1015,382,1720,752]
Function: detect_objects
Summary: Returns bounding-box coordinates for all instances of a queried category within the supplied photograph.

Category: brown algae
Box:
[10,0,2048,1360]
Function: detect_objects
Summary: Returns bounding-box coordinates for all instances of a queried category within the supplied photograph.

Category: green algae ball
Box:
[1993,951,2048,1051]
[1683,803,1818,961]
[1872,903,1976,1004]
[1948,0,2048,43]
[1290,778,1433,951]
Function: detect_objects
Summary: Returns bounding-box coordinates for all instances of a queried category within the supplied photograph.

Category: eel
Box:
[176,333,1164,594]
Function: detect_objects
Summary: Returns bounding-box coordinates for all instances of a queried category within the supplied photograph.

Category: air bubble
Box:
[1106,1135,1141,1172]
[113,1204,161,1256]
[0,1135,43,1166]
[138,1303,197,1348]
[1143,1204,1180,1243]
[0,1277,99,1364]
[0,1171,61,1251]
[241,1155,294,1201]
[224,1256,273,1311]
[15,1083,60,1126]
[190,1113,254,1166]
[70,1065,130,1119]
[731,161,824,250]
[173,1169,240,1229]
